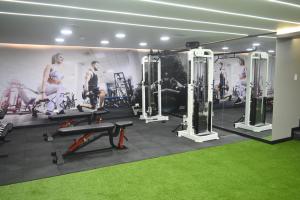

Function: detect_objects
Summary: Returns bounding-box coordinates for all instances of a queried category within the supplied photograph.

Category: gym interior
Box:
[0,0,300,199]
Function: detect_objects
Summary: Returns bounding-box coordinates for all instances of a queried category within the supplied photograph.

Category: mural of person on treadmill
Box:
[77,61,106,111]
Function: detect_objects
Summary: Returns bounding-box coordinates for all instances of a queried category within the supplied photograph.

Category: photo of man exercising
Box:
[77,61,106,111]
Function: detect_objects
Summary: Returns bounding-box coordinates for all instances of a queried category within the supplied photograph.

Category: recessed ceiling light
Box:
[0,0,276,32]
[252,43,261,47]
[222,47,229,50]
[268,50,275,53]
[140,0,300,25]
[160,36,170,41]
[115,33,126,38]
[139,42,147,46]
[100,40,109,45]
[246,48,254,51]
[60,29,72,35]
[55,38,64,43]
[0,11,247,36]
[268,0,300,8]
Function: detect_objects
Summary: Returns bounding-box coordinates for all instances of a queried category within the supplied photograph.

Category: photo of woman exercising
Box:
[77,61,106,111]
[40,53,65,115]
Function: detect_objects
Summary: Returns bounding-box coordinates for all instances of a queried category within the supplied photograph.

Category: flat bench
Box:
[44,110,109,141]
[51,121,133,164]
[48,112,93,123]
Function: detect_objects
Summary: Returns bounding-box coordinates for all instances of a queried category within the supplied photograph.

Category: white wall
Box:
[272,38,300,140]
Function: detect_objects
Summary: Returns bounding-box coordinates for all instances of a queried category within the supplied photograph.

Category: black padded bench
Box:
[44,112,93,141]
[48,112,93,124]
[51,121,133,164]
[44,111,110,141]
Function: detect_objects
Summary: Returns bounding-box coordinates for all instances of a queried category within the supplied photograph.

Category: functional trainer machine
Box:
[139,54,169,123]
[234,52,272,132]
[177,48,219,142]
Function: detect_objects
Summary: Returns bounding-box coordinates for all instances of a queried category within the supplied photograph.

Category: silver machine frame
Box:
[177,48,219,142]
[234,52,272,132]
[139,55,169,123]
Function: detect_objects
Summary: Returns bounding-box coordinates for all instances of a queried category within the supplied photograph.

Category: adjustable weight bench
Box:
[51,121,133,164]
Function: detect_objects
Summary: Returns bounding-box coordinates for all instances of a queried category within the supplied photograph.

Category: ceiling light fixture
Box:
[140,0,300,25]
[100,40,109,44]
[268,49,275,53]
[258,35,277,39]
[277,26,300,35]
[252,43,261,46]
[0,0,276,32]
[115,33,126,38]
[60,29,72,35]
[268,0,300,8]
[160,36,170,41]
[139,42,147,46]
[222,46,229,50]
[246,48,254,51]
[55,38,64,43]
[0,11,248,36]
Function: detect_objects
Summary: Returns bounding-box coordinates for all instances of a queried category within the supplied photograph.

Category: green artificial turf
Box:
[1,140,300,200]
[263,135,273,141]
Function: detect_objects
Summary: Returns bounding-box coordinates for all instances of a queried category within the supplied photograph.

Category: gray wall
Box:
[272,38,300,140]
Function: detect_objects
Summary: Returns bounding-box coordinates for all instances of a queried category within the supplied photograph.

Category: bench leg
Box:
[95,116,102,123]
[117,128,128,149]
[60,119,75,128]
[67,133,93,154]
[43,130,57,142]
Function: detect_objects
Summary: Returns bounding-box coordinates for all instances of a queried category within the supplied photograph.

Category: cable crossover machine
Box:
[234,52,272,132]
[177,48,219,142]
[140,54,169,123]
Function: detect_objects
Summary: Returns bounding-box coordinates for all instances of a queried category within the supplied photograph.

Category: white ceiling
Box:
[0,0,299,50]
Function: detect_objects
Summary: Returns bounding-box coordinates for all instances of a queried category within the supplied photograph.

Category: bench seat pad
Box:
[58,123,115,134]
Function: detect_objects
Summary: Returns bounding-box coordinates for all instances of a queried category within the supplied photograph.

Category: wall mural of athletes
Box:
[213,54,275,109]
[0,45,145,116]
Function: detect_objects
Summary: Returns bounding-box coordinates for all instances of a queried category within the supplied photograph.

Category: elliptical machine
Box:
[139,54,169,123]
[177,48,219,142]
[234,52,272,132]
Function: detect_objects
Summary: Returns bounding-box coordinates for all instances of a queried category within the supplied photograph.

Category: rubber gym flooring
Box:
[213,107,273,140]
[0,111,245,186]
[1,139,299,200]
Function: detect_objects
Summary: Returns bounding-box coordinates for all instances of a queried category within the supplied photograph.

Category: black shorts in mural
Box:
[88,87,99,108]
